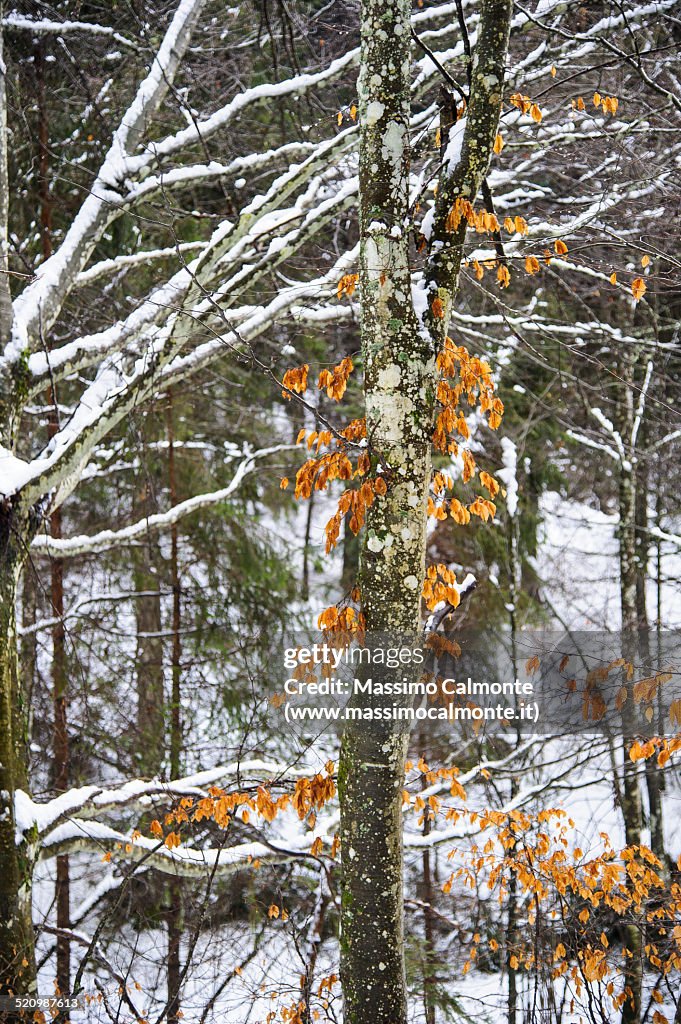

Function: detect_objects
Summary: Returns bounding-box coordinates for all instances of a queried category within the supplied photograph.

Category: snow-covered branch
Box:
[15,759,317,842]
[566,429,620,463]
[4,0,207,359]
[631,358,654,449]
[31,444,296,557]
[2,12,141,49]
[41,820,320,878]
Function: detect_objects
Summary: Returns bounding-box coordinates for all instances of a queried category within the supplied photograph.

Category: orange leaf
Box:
[282,364,309,397]
[337,273,359,300]
[497,264,510,288]
[525,256,540,275]
[631,277,646,301]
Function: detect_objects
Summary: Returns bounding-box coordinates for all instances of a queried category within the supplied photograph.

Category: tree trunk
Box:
[0,502,37,1004]
[618,352,642,1024]
[133,472,165,777]
[0,4,12,351]
[338,1,511,1019]
[634,454,666,870]
[419,755,436,1024]
[338,2,428,1020]
[166,394,183,1024]
[35,40,72,1003]
[51,507,71,1005]
[0,11,34,1003]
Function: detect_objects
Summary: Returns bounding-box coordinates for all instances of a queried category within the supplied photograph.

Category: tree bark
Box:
[0,15,36,1006]
[338,2,511,1021]
[0,502,37,1005]
[0,6,12,347]
[133,474,164,776]
[51,503,71,1006]
[35,40,72,1004]
[618,351,643,1024]
[339,2,426,1020]
[166,394,183,1024]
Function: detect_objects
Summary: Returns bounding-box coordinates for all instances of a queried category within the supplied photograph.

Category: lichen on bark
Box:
[339,1,512,1021]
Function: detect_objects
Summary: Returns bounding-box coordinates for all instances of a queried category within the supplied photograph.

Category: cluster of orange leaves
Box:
[428,471,471,524]
[336,103,358,126]
[282,357,354,402]
[509,92,543,122]
[422,337,504,533]
[280,358,386,554]
[318,356,354,400]
[264,978,338,1024]
[593,91,619,115]
[536,652,679,727]
[264,1001,304,1024]
[317,599,365,639]
[285,418,383,553]
[336,273,359,299]
[572,93,619,116]
[630,734,681,767]
[281,318,504,633]
[403,757,468,821]
[397,749,681,1009]
[421,563,462,612]
[413,789,681,1008]
[446,197,502,235]
[144,765,336,855]
[609,268,647,302]
[323,472,386,552]
[435,336,502,445]
[453,214,568,289]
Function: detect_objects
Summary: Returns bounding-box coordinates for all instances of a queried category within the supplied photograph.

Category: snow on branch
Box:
[124,49,360,174]
[5,0,206,359]
[15,758,315,840]
[41,819,321,878]
[31,444,295,557]
[566,429,620,463]
[157,244,359,390]
[3,203,357,508]
[25,131,358,396]
[75,241,205,288]
[590,407,627,465]
[631,358,654,448]
[1,12,141,49]
[405,741,609,850]
[648,524,681,549]
[25,264,195,391]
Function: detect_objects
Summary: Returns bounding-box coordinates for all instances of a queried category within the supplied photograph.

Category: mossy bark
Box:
[339,2,511,1022]
[0,501,37,1003]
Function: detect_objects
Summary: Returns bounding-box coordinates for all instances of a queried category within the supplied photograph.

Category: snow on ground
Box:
[534,490,681,629]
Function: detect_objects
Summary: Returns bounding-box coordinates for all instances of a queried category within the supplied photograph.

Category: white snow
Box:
[443,116,467,174]
[497,437,518,517]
